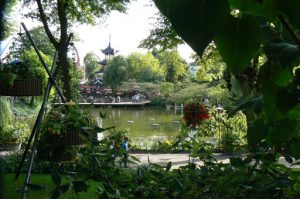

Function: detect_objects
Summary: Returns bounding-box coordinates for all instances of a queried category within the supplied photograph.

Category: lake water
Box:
[89,107,183,138]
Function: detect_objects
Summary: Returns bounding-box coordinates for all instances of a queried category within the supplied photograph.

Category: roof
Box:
[101,43,117,55]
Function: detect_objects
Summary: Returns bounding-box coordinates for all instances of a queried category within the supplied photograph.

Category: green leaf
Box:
[72,180,89,193]
[243,157,253,165]
[154,0,230,55]
[272,67,292,87]
[276,85,300,114]
[166,161,172,172]
[261,80,284,121]
[229,95,263,116]
[215,16,262,74]
[51,169,61,187]
[262,0,278,20]
[287,104,300,119]
[230,157,244,167]
[267,42,300,66]
[247,119,268,146]
[289,138,300,159]
[277,0,300,28]
[268,118,298,146]
[229,0,265,16]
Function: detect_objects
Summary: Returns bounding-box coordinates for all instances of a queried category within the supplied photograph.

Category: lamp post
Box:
[216,105,224,149]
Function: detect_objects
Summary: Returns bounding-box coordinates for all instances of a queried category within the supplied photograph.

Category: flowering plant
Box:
[183,102,209,128]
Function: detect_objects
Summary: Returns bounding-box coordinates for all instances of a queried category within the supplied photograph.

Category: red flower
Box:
[183,103,209,128]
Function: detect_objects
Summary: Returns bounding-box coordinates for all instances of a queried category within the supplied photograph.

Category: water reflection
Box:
[89,107,182,138]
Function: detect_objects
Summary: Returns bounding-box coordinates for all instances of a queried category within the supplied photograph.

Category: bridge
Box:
[54,100,151,108]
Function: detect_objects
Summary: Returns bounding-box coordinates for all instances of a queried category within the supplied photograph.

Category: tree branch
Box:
[279,14,300,48]
[36,0,58,48]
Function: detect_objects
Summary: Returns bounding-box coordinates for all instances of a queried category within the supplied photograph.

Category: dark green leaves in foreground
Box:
[154,0,230,55]
[216,16,262,74]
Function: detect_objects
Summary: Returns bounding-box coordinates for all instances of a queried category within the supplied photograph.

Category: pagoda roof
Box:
[101,43,117,55]
[98,59,107,66]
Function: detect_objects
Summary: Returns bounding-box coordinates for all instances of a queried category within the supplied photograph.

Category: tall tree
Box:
[127,52,163,82]
[157,50,187,82]
[83,52,100,81]
[0,0,16,41]
[21,0,129,101]
[103,55,129,94]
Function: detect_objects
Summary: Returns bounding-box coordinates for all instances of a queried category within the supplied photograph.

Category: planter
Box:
[50,146,74,162]
[0,79,42,96]
[63,129,84,145]
[37,146,75,162]
[44,129,84,146]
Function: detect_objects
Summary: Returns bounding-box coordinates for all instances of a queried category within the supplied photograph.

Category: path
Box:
[130,153,234,169]
[129,153,299,169]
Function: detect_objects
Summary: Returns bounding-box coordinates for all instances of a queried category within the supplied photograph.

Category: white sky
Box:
[73,0,194,63]
[12,0,194,63]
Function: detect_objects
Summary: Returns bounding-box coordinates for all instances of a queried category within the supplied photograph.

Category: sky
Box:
[7,0,194,64]
[73,0,194,63]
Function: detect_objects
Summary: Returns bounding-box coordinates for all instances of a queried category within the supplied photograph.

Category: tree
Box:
[160,82,174,99]
[157,50,187,82]
[103,55,129,94]
[83,52,100,81]
[21,0,130,101]
[193,43,226,83]
[0,0,16,41]
[139,12,183,50]
[127,52,164,82]
[19,26,56,57]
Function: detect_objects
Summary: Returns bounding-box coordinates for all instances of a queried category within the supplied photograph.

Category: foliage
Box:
[160,82,174,98]
[139,11,183,50]
[0,120,29,144]
[69,61,84,101]
[0,97,13,129]
[41,105,93,135]
[130,136,176,152]
[83,52,100,81]
[103,55,129,94]
[0,48,49,88]
[156,49,187,82]
[127,52,164,82]
[0,0,16,40]
[154,0,300,159]
[193,43,226,83]
[18,26,56,57]
[169,82,231,106]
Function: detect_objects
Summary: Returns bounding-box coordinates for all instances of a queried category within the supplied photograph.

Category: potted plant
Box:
[0,60,42,96]
[38,104,95,161]
[183,102,210,129]
[0,121,29,151]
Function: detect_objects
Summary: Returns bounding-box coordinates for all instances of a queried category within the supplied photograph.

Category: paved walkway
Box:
[130,153,234,169]
[130,153,298,169]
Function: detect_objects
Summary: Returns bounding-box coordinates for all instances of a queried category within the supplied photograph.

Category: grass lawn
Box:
[2,173,98,199]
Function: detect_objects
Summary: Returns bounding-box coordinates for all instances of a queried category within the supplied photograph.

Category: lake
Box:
[89,107,183,138]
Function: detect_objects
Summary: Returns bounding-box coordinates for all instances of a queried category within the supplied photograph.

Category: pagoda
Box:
[99,35,118,66]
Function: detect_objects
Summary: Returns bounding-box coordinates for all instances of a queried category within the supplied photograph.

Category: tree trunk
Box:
[57,0,72,101]
[58,44,72,101]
